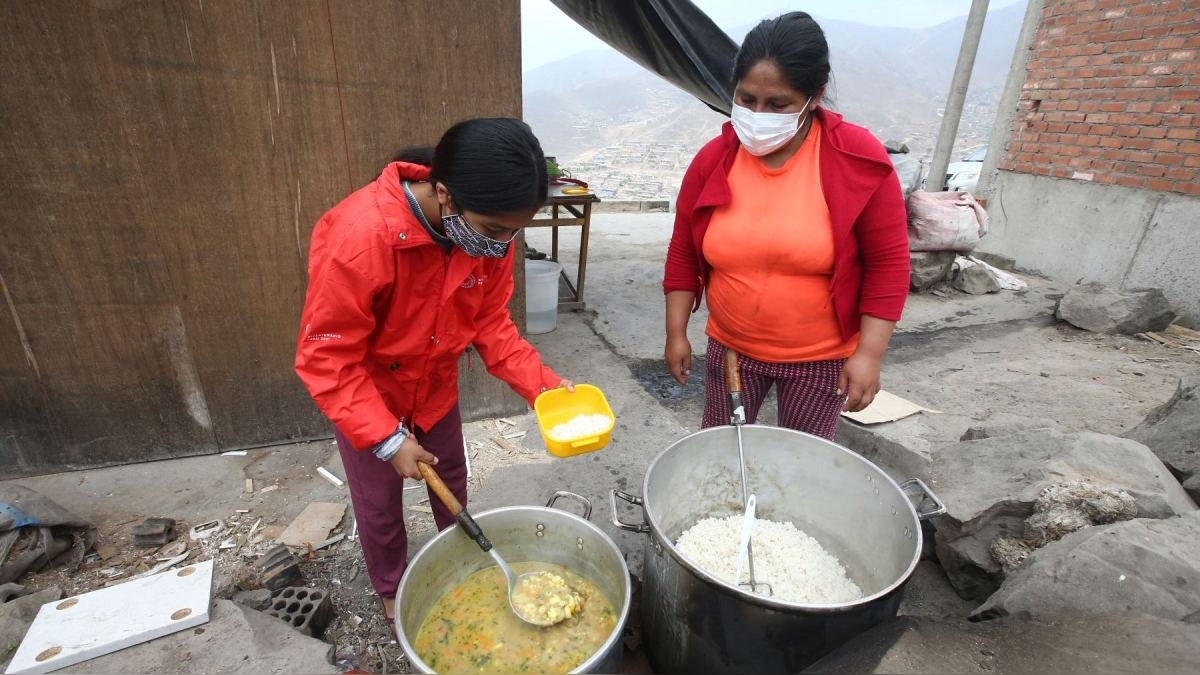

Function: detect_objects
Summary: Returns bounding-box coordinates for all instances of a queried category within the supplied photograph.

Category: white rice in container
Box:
[675,515,864,604]
[546,413,611,441]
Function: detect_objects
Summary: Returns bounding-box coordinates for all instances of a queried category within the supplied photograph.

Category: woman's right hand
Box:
[388,435,438,480]
[665,334,693,385]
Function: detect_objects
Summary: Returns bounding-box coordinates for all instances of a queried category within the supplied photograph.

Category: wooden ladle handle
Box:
[724,349,743,396]
[418,461,462,517]
[417,461,491,552]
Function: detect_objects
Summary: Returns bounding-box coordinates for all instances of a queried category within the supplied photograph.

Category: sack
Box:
[905,190,989,253]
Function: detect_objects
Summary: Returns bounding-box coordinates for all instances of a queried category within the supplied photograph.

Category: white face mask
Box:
[730,96,814,156]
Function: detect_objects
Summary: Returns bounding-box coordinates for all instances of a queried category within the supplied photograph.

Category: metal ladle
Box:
[417,461,571,627]
[724,349,773,597]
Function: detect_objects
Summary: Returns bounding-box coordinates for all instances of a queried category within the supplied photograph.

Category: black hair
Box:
[390,146,435,167]
[393,118,548,216]
[733,12,831,99]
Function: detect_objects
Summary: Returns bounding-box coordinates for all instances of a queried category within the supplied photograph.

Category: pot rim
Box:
[396,504,632,674]
[642,424,923,614]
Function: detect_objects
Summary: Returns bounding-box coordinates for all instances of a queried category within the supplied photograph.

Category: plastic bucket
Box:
[525,259,561,334]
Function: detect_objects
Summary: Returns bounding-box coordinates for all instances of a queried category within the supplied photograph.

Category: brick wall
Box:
[1000,0,1199,195]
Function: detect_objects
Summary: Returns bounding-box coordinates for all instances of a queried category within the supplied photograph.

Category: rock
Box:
[233,588,273,611]
[951,262,1001,295]
[0,584,29,604]
[909,251,956,291]
[803,612,1200,674]
[61,599,337,674]
[896,561,977,621]
[1187,475,1200,501]
[973,250,1016,272]
[1127,372,1200,501]
[0,587,62,672]
[1056,281,1175,334]
[258,544,303,591]
[884,139,910,153]
[836,417,934,483]
[972,512,1200,622]
[131,517,176,548]
[931,430,1195,601]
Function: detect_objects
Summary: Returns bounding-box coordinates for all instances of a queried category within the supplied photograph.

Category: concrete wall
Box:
[981,170,1200,320]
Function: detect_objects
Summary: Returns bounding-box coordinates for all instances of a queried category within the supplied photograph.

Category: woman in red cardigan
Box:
[662,12,909,439]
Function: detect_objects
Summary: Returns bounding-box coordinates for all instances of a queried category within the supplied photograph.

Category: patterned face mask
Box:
[442,212,512,258]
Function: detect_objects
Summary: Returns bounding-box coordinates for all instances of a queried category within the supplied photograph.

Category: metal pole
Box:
[926,0,991,192]
[975,0,1044,203]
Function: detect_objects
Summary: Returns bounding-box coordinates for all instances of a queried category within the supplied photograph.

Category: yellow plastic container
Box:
[534,384,616,457]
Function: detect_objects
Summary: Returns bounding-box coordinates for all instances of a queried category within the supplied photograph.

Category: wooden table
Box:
[525,185,600,310]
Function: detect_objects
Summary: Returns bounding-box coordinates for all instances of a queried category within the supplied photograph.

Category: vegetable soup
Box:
[414,562,616,673]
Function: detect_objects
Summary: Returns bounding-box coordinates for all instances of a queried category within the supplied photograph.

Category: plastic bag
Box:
[906,190,989,253]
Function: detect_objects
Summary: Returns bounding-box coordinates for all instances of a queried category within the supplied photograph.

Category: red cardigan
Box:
[663,108,909,341]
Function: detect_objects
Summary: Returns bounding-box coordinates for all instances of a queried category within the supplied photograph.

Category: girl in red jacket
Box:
[295,118,572,625]
[663,12,909,439]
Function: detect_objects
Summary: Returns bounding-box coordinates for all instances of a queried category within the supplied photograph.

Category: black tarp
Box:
[550,0,737,115]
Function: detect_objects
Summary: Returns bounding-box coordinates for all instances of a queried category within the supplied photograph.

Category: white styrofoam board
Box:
[5,558,213,674]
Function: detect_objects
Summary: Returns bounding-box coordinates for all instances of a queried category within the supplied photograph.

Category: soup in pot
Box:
[413,562,616,673]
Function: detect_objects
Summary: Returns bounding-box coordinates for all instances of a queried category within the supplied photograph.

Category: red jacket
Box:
[295,162,560,450]
[663,109,909,340]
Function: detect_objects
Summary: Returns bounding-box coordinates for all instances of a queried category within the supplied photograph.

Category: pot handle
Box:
[900,478,947,521]
[545,491,593,520]
[609,489,650,533]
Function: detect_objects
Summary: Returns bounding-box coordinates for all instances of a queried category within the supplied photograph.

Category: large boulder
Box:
[909,251,956,291]
[972,512,1200,622]
[1127,372,1200,502]
[803,612,1200,674]
[1056,281,1175,334]
[931,430,1195,601]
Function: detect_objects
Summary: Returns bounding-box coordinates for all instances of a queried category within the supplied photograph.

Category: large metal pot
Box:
[611,425,943,673]
[396,492,631,673]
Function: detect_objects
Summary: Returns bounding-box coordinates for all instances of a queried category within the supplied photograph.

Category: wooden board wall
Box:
[0,0,526,478]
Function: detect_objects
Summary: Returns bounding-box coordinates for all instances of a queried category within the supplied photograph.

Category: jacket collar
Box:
[373,161,492,302]
[376,162,439,249]
[695,107,892,210]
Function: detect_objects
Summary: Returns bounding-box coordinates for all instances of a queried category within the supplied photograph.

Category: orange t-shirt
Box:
[703,120,858,363]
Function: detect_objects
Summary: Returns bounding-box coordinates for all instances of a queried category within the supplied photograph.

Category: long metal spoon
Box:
[417,461,573,626]
[724,349,773,596]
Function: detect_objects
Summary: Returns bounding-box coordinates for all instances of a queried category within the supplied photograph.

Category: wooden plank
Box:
[277,502,347,548]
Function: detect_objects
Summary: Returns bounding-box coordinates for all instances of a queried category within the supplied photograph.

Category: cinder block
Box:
[265,587,334,637]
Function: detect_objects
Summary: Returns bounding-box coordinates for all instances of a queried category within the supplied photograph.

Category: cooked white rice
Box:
[675,515,864,603]
[546,413,610,441]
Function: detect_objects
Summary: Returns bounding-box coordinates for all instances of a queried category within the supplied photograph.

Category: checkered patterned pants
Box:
[701,338,847,440]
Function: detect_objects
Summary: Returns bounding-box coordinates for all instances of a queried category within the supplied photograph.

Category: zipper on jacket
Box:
[409,253,452,423]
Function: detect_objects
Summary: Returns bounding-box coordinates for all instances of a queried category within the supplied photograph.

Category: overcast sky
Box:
[521,0,1027,71]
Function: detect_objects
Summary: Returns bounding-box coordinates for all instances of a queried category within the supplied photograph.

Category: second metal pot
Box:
[611,425,943,673]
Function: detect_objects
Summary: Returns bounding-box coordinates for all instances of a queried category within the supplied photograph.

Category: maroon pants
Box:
[334,404,467,599]
[702,339,847,440]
